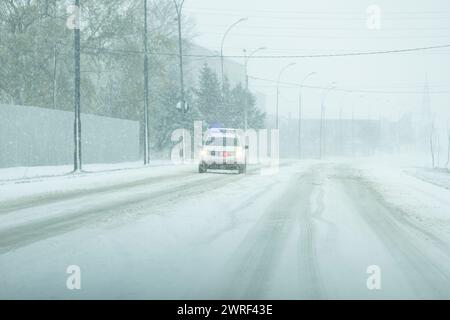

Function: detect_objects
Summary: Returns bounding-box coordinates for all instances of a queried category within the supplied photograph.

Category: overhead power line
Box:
[80,43,450,59]
[248,75,450,95]
[198,24,450,31]
[183,7,450,16]
[183,9,450,21]
[197,32,450,40]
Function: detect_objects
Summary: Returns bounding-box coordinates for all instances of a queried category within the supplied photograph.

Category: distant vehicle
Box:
[199,128,248,174]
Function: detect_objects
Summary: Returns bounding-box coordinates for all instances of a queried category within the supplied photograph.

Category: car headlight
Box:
[236,147,243,158]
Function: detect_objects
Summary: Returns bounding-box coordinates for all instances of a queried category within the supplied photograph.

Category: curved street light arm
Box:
[173,0,185,14]
[300,72,317,89]
[278,62,296,83]
[221,17,248,53]
[221,17,248,84]
[244,46,267,67]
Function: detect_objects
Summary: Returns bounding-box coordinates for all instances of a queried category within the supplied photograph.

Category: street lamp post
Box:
[73,0,82,172]
[319,82,337,159]
[173,0,187,161]
[338,93,347,156]
[243,47,266,131]
[143,0,150,165]
[173,0,186,108]
[351,101,355,157]
[298,72,317,159]
[221,18,248,86]
[276,62,296,130]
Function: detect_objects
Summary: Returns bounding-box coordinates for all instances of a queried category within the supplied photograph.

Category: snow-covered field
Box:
[0,158,450,299]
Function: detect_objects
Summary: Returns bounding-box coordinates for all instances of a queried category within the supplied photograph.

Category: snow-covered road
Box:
[1,160,450,299]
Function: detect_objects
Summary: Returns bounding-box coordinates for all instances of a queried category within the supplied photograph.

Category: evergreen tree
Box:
[228,81,265,129]
[245,89,266,129]
[221,76,233,127]
[150,79,200,154]
[194,63,266,130]
[228,82,246,128]
[193,63,223,127]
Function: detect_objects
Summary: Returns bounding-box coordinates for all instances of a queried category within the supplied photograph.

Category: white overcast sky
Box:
[183,0,450,122]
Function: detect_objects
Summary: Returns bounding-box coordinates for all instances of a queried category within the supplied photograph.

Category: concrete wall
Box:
[0,104,140,168]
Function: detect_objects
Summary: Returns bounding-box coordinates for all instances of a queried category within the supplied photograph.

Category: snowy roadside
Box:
[0,160,174,182]
[405,167,450,190]
[0,160,195,204]
[355,160,450,243]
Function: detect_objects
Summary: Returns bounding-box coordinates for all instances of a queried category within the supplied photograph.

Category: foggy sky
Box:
[185,0,450,124]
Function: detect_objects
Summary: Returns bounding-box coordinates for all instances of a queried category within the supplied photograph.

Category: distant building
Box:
[267,115,403,158]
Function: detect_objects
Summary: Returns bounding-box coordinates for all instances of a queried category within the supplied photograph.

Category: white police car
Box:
[199,128,248,174]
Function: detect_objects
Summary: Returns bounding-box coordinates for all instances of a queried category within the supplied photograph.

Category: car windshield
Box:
[205,137,239,147]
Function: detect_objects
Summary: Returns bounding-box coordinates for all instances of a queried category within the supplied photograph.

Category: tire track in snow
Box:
[194,177,281,246]
[360,169,450,261]
[0,171,197,216]
[0,166,267,253]
[340,165,450,299]
[221,168,324,299]
[295,168,328,299]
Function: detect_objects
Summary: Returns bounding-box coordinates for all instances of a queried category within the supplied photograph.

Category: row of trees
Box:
[153,64,265,152]
[0,0,265,156]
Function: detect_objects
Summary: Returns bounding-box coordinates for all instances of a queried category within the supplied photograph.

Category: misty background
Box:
[1,0,449,168]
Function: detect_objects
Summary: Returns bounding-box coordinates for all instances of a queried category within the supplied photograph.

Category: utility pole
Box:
[351,103,355,157]
[174,0,185,107]
[338,94,346,156]
[52,42,59,110]
[243,47,266,131]
[244,49,249,131]
[143,0,150,165]
[319,82,337,159]
[173,0,187,162]
[276,62,296,130]
[73,0,82,172]
[298,72,317,158]
[339,106,343,156]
